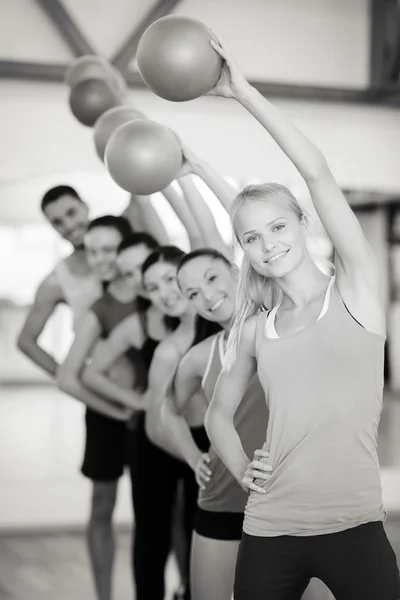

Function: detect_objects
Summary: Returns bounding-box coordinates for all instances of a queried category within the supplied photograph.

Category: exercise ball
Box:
[105,120,182,194]
[66,55,114,87]
[94,106,145,162]
[137,15,222,102]
[69,78,122,127]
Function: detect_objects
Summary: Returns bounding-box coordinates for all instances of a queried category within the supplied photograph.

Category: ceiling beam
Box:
[1,60,400,107]
[0,61,67,82]
[34,0,96,57]
[112,0,181,69]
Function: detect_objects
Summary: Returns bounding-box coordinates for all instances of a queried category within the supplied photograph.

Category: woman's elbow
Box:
[56,367,74,395]
[204,404,217,439]
[81,366,96,391]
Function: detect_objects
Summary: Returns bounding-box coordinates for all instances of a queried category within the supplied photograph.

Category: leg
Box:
[234,533,310,600]
[174,465,199,599]
[87,481,118,600]
[130,419,180,600]
[191,532,240,600]
[172,480,192,598]
[313,522,400,600]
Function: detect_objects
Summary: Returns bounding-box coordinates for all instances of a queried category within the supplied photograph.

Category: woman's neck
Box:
[276,257,330,309]
[108,277,137,303]
[177,308,196,329]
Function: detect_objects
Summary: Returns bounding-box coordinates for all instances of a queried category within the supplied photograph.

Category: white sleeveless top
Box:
[53,259,102,329]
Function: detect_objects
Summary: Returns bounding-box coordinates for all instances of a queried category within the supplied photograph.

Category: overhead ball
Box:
[94,106,145,162]
[66,55,127,97]
[105,120,182,195]
[66,55,114,87]
[69,78,122,127]
[137,15,222,102]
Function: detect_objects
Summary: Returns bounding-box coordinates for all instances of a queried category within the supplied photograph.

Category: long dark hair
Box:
[143,245,222,340]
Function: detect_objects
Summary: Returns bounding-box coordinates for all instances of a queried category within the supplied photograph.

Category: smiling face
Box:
[43,194,89,248]
[116,243,153,296]
[143,260,188,317]
[234,196,308,279]
[84,226,123,282]
[178,255,238,325]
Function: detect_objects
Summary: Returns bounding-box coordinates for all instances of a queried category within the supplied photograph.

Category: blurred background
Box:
[1,0,400,598]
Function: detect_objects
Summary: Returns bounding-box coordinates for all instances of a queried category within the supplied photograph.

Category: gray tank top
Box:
[199,331,268,512]
[244,280,386,537]
[53,259,102,329]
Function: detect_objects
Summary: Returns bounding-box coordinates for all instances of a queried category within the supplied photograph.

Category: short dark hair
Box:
[177,248,231,275]
[142,245,185,277]
[118,232,159,254]
[87,215,132,239]
[41,185,83,213]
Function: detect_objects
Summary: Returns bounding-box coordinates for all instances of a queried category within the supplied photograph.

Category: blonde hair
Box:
[224,183,305,371]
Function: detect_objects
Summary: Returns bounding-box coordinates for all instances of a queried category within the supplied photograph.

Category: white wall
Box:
[172,0,370,88]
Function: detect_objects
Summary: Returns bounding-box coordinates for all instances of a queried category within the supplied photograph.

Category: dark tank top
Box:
[200,331,268,513]
[90,290,147,401]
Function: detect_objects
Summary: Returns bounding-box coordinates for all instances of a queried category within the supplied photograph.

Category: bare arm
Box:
[127,194,170,245]
[205,317,257,485]
[162,184,203,250]
[17,272,63,377]
[144,342,184,459]
[178,174,231,259]
[82,313,146,411]
[191,158,237,214]
[210,40,382,331]
[57,311,129,420]
[161,339,211,470]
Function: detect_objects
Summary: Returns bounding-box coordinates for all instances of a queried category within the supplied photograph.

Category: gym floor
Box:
[0,385,400,599]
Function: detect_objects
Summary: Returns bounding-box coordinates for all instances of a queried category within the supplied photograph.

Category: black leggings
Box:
[235,522,400,600]
[129,417,208,600]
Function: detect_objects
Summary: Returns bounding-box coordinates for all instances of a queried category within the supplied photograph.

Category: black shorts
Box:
[194,507,244,540]
[81,408,134,482]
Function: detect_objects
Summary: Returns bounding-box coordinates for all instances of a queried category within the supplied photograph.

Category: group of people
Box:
[18,36,399,600]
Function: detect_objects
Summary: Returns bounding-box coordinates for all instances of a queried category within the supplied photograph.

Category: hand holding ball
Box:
[105,120,182,195]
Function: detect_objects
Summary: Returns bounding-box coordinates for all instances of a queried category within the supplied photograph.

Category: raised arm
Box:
[17,272,63,377]
[190,156,237,214]
[162,183,203,250]
[125,194,170,245]
[82,313,146,411]
[178,174,231,259]
[161,339,211,473]
[209,38,383,331]
[57,311,129,420]
[205,316,257,485]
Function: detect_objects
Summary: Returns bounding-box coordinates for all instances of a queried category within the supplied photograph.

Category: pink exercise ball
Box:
[105,120,183,195]
[94,106,146,162]
[137,16,222,102]
[69,78,122,127]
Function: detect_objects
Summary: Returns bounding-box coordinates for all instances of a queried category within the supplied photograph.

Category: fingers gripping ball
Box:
[94,106,146,162]
[137,15,223,102]
[105,120,183,195]
[69,78,122,127]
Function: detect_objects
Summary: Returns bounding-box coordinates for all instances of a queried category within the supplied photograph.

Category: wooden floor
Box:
[1,519,400,600]
[0,530,180,600]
